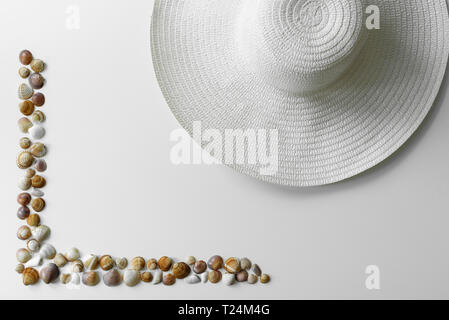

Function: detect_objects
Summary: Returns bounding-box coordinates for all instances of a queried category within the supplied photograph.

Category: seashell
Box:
[32,225,50,241]
[60,273,71,284]
[16,248,31,263]
[19,100,34,116]
[103,269,122,286]
[31,197,45,212]
[27,239,40,252]
[23,267,39,285]
[260,274,270,284]
[25,168,36,179]
[193,260,207,274]
[224,257,240,274]
[18,177,32,190]
[251,264,261,277]
[70,273,80,285]
[17,205,30,220]
[240,258,251,270]
[172,262,191,279]
[30,143,47,158]
[29,125,45,139]
[130,256,145,271]
[158,256,172,271]
[185,256,196,265]
[17,151,34,169]
[82,271,100,286]
[17,192,31,206]
[116,257,128,270]
[65,247,80,262]
[54,253,68,267]
[153,270,162,284]
[83,254,99,270]
[123,269,140,287]
[147,258,157,270]
[31,175,46,188]
[16,264,25,274]
[18,83,34,100]
[40,263,60,284]
[31,92,45,106]
[34,159,47,172]
[31,188,44,197]
[19,67,31,78]
[26,213,40,226]
[17,225,32,240]
[186,274,200,284]
[25,255,43,268]
[236,270,248,282]
[223,273,235,286]
[39,243,56,259]
[201,271,208,283]
[19,50,33,65]
[141,272,153,283]
[19,137,32,149]
[99,255,114,270]
[31,110,45,123]
[208,270,222,284]
[30,59,45,73]
[71,260,84,273]
[247,274,258,284]
[163,273,176,286]
[29,73,45,89]
[207,255,223,271]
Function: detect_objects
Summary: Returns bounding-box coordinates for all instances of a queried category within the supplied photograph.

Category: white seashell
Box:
[153,270,162,285]
[26,239,40,252]
[223,273,235,286]
[29,125,45,139]
[31,188,44,197]
[18,177,31,190]
[70,272,80,285]
[83,254,99,270]
[18,83,34,100]
[65,247,80,261]
[16,248,31,263]
[25,255,42,268]
[123,269,140,287]
[186,274,200,284]
[31,225,50,242]
[39,243,56,259]
[201,271,208,283]
[185,256,196,265]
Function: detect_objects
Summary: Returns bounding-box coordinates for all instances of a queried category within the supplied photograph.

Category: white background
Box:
[1,0,449,299]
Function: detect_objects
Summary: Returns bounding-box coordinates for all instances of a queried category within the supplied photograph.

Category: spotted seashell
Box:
[18,177,32,190]
[31,197,45,212]
[32,225,50,242]
[31,175,46,188]
[19,101,34,116]
[19,67,30,78]
[18,117,33,133]
[31,188,44,197]
[39,243,56,259]
[19,137,32,149]
[29,125,45,140]
[17,151,34,169]
[31,110,45,123]
[34,159,47,172]
[18,83,34,100]
[27,239,40,252]
[30,59,45,73]
[30,143,47,158]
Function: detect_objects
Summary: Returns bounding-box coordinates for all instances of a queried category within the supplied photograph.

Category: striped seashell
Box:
[30,143,46,157]
[31,175,46,188]
[30,59,45,73]
[18,83,34,100]
[31,110,45,123]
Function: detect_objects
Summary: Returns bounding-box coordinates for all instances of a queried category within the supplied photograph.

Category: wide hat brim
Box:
[151,0,449,187]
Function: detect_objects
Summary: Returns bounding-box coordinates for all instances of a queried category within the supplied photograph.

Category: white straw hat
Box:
[151,0,449,187]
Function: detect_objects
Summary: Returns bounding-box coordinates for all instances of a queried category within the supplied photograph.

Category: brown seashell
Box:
[103,269,122,287]
[224,257,241,274]
[251,264,262,277]
[19,67,31,78]
[31,175,46,188]
[60,273,71,284]
[207,255,223,271]
[30,59,45,73]
[26,213,40,226]
[17,206,30,220]
[115,257,128,269]
[158,256,172,271]
[23,267,39,285]
[82,271,100,286]
[18,83,34,100]
[40,263,60,284]
[208,270,222,284]
[30,143,47,157]
[99,255,114,270]
[172,262,191,279]
[163,273,176,286]
[17,248,31,263]
[130,257,145,271]
[34,159,47,172]
[18,117,33,133]
[193,260,207,274]
[31,110,46,123]
[147,258,157,270]
[17,151,34,169]
[16,264,25,274]
[30,197,45,212]
[17,225,32,240]
[29,73,45,89]
[17,192,32,206]
[31,92,45,106]
[25,168,36,179]
[141,271,153,283]
[19,50,33,65]
[19,101,34,116]
[71,260,84,273]
[260,274,270,284]
[19,137,32,149]
[236,270,249,282]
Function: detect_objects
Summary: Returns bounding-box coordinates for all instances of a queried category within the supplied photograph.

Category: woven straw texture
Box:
[151,0,449,187]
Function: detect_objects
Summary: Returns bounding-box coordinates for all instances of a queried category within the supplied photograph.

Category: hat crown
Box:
[237,0,367,94]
